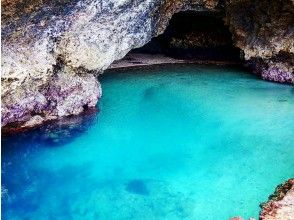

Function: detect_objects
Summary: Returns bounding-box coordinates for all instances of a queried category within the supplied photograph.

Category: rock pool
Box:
[2,65,294,220]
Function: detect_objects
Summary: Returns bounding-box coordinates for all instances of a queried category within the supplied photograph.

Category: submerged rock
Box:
[125,179,149,196]
[1,0,293,127]
[229,217,243,220]
[229,217,256,220]
[2,108,98,147]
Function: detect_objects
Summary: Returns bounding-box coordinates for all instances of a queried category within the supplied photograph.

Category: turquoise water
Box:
[2,65,294,220]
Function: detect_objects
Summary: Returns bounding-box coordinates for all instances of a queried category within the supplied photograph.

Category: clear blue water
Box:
[2,65,294,220]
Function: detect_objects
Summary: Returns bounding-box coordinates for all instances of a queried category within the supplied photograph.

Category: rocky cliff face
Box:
[1,0,293,127]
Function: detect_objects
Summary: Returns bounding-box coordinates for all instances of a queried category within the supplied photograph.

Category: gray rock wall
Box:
[1,0,293,127]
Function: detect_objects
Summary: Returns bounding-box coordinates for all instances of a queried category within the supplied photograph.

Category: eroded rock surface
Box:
[260,179,294,220]
[1,0,293,127]
[225,0,294,83]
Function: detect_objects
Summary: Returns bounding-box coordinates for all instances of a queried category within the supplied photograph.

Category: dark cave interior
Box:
[132,11,242,61]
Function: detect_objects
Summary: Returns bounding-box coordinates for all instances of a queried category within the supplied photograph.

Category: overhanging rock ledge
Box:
[1,0,293,127]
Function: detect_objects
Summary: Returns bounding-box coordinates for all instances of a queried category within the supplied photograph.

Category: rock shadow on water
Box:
[125,179,149,196]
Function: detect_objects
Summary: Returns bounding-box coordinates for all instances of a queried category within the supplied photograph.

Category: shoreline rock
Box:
[259,179,294,220]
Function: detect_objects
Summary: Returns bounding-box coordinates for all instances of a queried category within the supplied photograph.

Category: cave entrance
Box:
[113,11,241,67]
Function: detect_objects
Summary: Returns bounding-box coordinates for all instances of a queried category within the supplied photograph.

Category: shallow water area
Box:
[2,64,294,220]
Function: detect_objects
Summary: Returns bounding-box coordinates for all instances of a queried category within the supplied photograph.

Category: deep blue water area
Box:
[2,65,294,220]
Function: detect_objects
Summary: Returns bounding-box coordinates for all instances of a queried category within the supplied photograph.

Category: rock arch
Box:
[1,0,293,127]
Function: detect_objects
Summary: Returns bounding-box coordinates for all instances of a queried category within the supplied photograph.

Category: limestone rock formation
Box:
[260,179,294,220]
[1,0,293,127]
[225,0,294,84]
